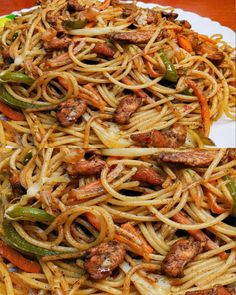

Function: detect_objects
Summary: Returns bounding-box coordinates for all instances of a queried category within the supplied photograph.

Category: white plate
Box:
[1,4,236,147]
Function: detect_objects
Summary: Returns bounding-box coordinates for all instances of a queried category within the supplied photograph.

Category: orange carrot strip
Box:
[216,286,231,295]
[199,34,217,45]
[83,83,107,110]
[99,0,111,10]
[187,79,211,137]
[146,61,159,78]
[172,212,227,260]
[85,212,101,230]
[121,222,153,254]
[85,21,96,28]
[0,241,41,273]
[0,101,25,121]
[206,181,227,214]
[58,76,70,90]
[121,76,154,104]
[177,35,193,53]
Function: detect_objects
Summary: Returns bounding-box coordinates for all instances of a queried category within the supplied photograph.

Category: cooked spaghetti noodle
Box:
[0,0,235,148]
[0,147,235,294]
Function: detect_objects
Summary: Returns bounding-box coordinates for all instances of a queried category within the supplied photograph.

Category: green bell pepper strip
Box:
[0,84,50,109]
[6,14,16,20]
[5,207,55,223]
[181,88,193,96]
[23,152,33,165]
[223,175,236,217]
[0,71,34,86]
[62,19,87,30]
[158,49,178,83]
[2,219,62,256]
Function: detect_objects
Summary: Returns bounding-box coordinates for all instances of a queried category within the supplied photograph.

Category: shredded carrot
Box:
[121,76,154,104]
[85,21,96,28]
[199,34,218,45]
[187,79,211,137]
[83,83,107,110]
[99,0,111,10]
[85,212,101,230]
[0,101,25,121]
[177,35,193,53]
[172,212,228,260]
[121,222,153,254]
[206,181,227,214]
[58,76,70,89]
[0,241,41,273]
[216,286,231,295]
[146,61,159,78]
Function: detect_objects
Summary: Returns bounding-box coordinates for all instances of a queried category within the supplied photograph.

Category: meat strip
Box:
[114,95,142,124]
[44,36,72,50]
[66,159,106,176]
[57,99,87,127]
[158,149,219,167]
[227,148,236,160]
[92,43,114,57]
[68,0,85,11]
[185,286,234,295]
[132,166,165,186]
[0,47,13,64]
[161,239,202,278]
[84,241,126,280]
[131,123,187,148]
[9,172,26,198]
[161,11,178,20]
[111,30,154,44]
[194,42,224,65]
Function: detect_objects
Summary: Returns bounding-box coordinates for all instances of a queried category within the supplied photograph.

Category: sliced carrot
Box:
[0,101,25,121]
[172,212,227,260]
[121,76,154,104]
[0,241,41,273]
[99,0,111,10]
[121,222,153,254]
[206,182,227,215]
[82,83,107,110]
[187,79,211,137]
[85,21,96,28]
[85,212,101,230]
[177,35,193,53]
[216,286,231,295]
[58,76,70,90]
[146,61,159,78]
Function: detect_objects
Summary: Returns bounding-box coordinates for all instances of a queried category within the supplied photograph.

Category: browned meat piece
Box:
[9,172,26,198]
[0,47,13,64]
[176,20,192,29]
[57,99,87,127]
[158,149,219,167]
[44,36,72,50]
[228,148,236,160]
[92,43,114,57]
[114,95,142,124]
[132,166,165,185]
[161,11,178,20]
[131,124,186,148]
[66,159,105,176]
[161,239,202,278]
[111,30,154,44]
[185,286,233,295]
[68,0,85,11]
[84,241,126,280]
[194,42,224,64]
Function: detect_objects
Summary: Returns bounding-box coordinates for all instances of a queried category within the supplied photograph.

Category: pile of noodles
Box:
[0,147,235,294]
[0,0,235,149]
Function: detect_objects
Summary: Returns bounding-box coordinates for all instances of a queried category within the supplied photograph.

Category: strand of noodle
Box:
[0,260,14,295]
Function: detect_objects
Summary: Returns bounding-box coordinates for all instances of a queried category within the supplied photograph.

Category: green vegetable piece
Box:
[6,14,16,20]
[181,88,193,96]
[0,71,34,86]
[2,219,61,256]
[12,32,18,41]
[223,175,236,217]
[62,19,87,30]
[23,152,32,165]
[158,49,178,83]
[0,84,50,109]
[6,207,55,223]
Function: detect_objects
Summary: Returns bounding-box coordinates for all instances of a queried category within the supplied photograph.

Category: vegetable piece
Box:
[158,50,178,82]
[121,223,153,254]
[181,88,192,96]
[0,71,34,85]
[177,35,193,53]
[62,19,87,30]
[223,175,236,217]
[120,262,171,295]
[23,152,32,165]
[6,14,16,20]
[187,79,211,136]
[0,101,25,121]
[99,0,111,10]
[5,207,55,223]
[146,61,159,78]
[0,84,49,109]
[172,213,227,259]
[0,240,41,273]
[85,212,101,230]
[206,181,227,214]
[2,219,62,256]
